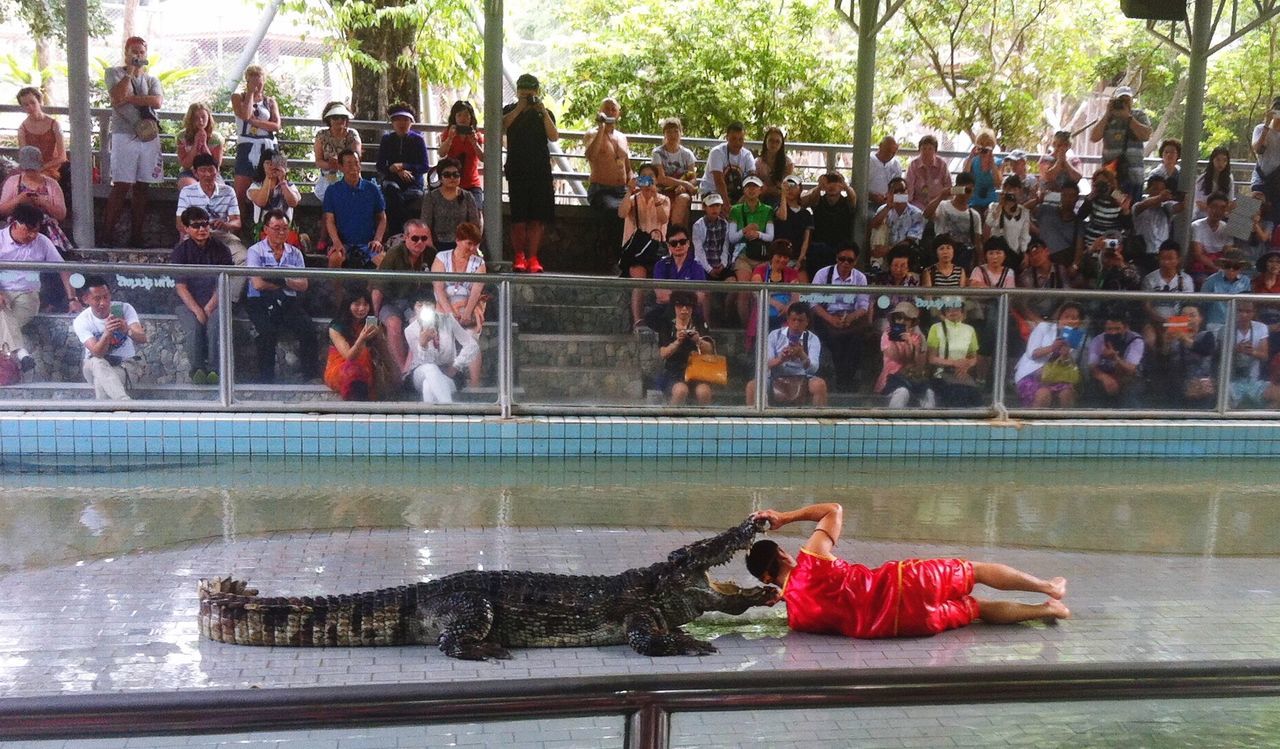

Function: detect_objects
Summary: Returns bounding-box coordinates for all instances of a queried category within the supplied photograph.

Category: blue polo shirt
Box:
[322,177,386,245]
[653,255,708,282]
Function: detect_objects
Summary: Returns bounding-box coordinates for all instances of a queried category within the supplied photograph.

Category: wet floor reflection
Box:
[3,456,1280,572]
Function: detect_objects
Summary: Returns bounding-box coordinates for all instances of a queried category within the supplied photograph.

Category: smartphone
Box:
[365,315,378,328]
[892,193,909,205]
[951,185,967,196]
[1111,189,1126,202]
[110,302,124,318]
[455,125,473,135]
[1044,192,1062,205]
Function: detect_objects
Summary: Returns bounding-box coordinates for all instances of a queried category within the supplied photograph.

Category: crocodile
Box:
[198,517,777,660]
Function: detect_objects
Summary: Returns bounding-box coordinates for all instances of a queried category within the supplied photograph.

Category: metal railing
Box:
[0,104,1255,207]
[0,660,1277,747]
[3,258,1280,421]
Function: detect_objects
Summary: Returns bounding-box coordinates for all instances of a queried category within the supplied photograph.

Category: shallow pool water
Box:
[3,456,1279,572]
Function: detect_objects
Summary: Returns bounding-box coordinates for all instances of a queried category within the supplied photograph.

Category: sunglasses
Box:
[668,238,689,247]
[408,234,431,242]
[837,256,857,263]
[186,221,210,229]
[441,172,461,179]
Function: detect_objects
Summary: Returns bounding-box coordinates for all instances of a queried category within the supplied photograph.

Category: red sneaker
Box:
[512,252,528,272]
[528,256,545,273]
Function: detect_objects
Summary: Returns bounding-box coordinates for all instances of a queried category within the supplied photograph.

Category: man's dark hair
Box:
[192,153,218,170]
[1160,138,1182,157]
[10,202,42,228]
[1206,191,1229,204]
[181,206,210,226]
[81,274,109,292]
[667,223,689,239]
[726,121,745,135]
[1146,174,1167,189]
[839,242,860,257]
[888,176,906,191]
[262,208,289,225]
[1158,239,1181,253]
[337,149,359,166]
[786,301,812,318]
[955,172,975,187]
[824,171,845,184]
[745,540,781,582]
[1001,175,1022,190]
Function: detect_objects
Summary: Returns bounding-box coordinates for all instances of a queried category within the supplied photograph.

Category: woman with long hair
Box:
[438,99,485,209]
[175,102,223,189]
[231,65,281,225]
[1195,146,1233,219]
[324,286,399,401]
[754,126,794,206]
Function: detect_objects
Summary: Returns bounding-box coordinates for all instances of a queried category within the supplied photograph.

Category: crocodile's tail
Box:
[197,576,424,647]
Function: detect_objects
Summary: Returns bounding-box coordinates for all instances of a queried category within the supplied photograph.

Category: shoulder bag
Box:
[684,337,727,386]
[619,198,667,272]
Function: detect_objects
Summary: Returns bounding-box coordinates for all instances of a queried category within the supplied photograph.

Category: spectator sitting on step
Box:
[651,224,708,326]
[1200,248,1252,331]
[655,290,715,406]
[801,171,857,278]
[1229,301,1274,409]
[245,209,319,384]
[421,156,481,254]
[700,121,755,206]
[809,243,871,393]
[0,202,77,374]
[869,176,924,270]
[692,193,732,281]
[1012,301,1086,408]
[1188,192,1232,285]
[926,296,981,407]
[175,153,246,266]
[72,275,147,401]
[877,301,935,408]
[172,206,233,385]
[729,174,775,324]
[324,285,399,401]
[620,163,671,330]
[324,149,387,270]
[246,150,302,242]
[745,239,801,350]
[1086,309,1146,408]
[404,298,478,405]
[0,146,71,256]
[312,101,361,202]
[773,175,814,276]
[374,217,435,371]
[376,103,429,237]
[651,117,697,229]
[175,102,223,190]
[431,221,488,390]
[1165,304,1217,409]
[745,301,828,407]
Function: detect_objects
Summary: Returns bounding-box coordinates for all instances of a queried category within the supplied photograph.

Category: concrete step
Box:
[512,303,631,334]
[516,365,644,402]
[516,333,645,369]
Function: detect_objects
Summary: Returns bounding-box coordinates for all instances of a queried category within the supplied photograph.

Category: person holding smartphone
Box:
[324,286,397,401]
[439,100,485,209]
[72,275,147,401]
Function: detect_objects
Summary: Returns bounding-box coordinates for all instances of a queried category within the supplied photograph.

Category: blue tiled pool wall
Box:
[2,414,1278,458]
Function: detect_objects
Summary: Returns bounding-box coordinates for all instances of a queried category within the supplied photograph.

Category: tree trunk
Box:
[122,0,139,43]
[35,35,52,104]
[344,0,422,121]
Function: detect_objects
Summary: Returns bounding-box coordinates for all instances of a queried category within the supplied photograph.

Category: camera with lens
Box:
[455,125,473,136]
[596,113,617,125]
[1112,99,1126,111]
[131,56,149,67]
[526,95,541,105]
[1104,238,1120,250]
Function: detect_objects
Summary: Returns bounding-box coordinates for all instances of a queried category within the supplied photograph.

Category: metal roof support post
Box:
[66,0,94,248]
[483,0,506,265]
[850,0,878,250]
[220,0,284,93]
[1175,0,1213,247]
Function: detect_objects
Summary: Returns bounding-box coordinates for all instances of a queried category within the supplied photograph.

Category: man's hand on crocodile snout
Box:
[751,510,782,530]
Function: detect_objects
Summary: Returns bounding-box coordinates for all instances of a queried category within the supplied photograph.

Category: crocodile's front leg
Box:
[624,609,716,656]
[421,592,513,661]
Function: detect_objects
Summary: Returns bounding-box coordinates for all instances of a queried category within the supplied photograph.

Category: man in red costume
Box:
[746,503,1069,638]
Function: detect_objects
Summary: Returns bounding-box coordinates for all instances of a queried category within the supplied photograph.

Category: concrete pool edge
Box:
[2,413,1276,458]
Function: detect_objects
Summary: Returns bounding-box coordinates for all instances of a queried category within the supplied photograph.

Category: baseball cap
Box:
[782,175,801,186]
[1006,149,1027,162]
[703,193,724,206]
[891,301,919,319]
[1113,86,1134,99]
[742,175,764,188]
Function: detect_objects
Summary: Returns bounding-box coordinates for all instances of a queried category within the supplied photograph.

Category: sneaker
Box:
[205,371,219,386]
[512,252,528,272]
[190,368,207,384]
[528,256,545,273]
[19,355,35,373]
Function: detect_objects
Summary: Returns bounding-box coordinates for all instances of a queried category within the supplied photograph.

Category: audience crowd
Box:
[5,43,1280,409]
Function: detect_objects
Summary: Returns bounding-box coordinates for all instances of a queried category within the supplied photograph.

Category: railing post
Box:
[65,0,95,248]
[1214,298,1237,415]
[990,292,1011,411]
[753,287,769,412]
[625,703,669,749]
[498,279,513,418]
[217,271,233,408]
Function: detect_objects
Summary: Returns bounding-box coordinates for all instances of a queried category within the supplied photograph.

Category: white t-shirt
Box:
[1133,200,1174,253]
[932,201,982,246]
[1191,218,1232,256]
[867,154,903,199]
[73,303,140,360]
[1253,123,1280,176]
[984,204,1031,255]
[1233,320,1269,381]
[1141,269,1194,320]
[699,143,755,195]
[651,144,696,181]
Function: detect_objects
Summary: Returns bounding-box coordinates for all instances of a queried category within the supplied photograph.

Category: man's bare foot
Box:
[1043,598,1071,620]
[1046,577,1067,600]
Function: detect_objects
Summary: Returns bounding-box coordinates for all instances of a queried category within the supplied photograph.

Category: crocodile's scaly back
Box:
[198,577,427,646]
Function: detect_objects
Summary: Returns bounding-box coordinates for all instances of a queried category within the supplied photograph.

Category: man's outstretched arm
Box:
[753,503,843,557]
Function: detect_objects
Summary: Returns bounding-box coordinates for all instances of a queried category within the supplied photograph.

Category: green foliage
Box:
[0,0,110,44]
[546,0,861,144]
[0,51,61,88]
[1203,21,1280,159]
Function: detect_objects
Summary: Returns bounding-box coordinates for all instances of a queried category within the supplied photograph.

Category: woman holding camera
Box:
[324,287,398,401]
[656,290,715,405]
[439,100,485,209]
[965,131,1003,214]
[877,301,935,408]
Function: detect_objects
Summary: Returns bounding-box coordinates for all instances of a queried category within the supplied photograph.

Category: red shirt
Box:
[782,549,978,638]
[444,131,485,190]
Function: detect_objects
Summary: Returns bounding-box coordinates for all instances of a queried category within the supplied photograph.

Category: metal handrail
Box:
[5,258,1280,420]
[1,660,1277,747]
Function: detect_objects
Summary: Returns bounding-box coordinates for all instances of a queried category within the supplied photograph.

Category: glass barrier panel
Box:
[670,697,1280,747]
[1,266,222,405]
[13,716,626,748]
[1226,298,1279,411]
[231,277,498,407]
